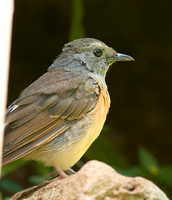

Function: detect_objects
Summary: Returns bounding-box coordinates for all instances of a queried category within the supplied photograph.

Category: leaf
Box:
[0,193,10,200]
[115,166,144,177]
[2,159,27,178]
[0,179,23,193]
[158,165,172,187]
[29,175,45,185]
[69,0,85,41]
[34,161,53,175]
[2,197,10,200]
[138,146,160,175]
[85,132,129,168]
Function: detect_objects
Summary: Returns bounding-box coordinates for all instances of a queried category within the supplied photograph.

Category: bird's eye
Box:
[93,49,103,57]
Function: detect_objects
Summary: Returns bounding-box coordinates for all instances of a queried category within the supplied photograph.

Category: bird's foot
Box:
[45,169,68,180]
[40,167,68,186]
[41,166,76,187]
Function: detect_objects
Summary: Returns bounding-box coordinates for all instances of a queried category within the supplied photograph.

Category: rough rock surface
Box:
[11,160,169,200]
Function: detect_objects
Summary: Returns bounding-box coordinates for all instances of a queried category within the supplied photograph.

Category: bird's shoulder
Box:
[19,68,101,98]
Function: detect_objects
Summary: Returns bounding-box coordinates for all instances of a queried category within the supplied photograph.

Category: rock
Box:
[11,160,169,200]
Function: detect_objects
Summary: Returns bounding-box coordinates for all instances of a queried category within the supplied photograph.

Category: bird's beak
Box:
[114,53,134,62]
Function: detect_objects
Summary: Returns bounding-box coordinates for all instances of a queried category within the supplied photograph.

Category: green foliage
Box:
[0,161,53,197]
[85,128,129,168]
[0,193,10,200]
[159,166,172,187]
[69,0,85,41]
[28,175,45,185]
[138,146,160,176]
[28,162,54,185]
[1,159,27,178]
[0,179,23,194]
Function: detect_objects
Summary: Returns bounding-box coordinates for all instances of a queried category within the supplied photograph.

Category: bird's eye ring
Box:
[93,49,103,57]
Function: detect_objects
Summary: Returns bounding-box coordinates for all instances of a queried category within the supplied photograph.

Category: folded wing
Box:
[3,70,100,164]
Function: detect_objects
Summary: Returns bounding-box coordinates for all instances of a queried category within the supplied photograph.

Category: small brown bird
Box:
[3,38,134,178]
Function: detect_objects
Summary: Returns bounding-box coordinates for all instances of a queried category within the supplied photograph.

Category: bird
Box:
[3,38,134,178]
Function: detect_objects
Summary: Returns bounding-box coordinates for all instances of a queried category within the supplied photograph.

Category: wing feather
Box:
[3,70,100,165]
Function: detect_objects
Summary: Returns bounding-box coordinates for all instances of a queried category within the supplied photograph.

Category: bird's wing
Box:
[3,69,100,164]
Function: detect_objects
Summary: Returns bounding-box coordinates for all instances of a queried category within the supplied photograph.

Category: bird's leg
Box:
[55,166,69,178]
[45,170,58,180]
[46,165,68,180]
[45,167,76,180]
[65,168,76,175]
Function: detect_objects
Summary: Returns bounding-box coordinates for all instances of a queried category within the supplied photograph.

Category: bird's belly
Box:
[51,117,106,170]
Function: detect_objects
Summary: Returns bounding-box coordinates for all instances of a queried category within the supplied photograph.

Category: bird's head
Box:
[49,38,134,77]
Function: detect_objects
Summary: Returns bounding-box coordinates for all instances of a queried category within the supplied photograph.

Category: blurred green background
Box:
[1,0,172,199]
